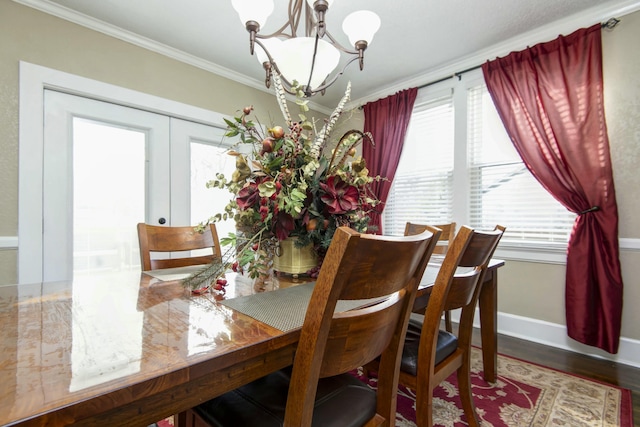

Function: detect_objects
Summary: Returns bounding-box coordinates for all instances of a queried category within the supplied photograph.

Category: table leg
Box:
[479,269,498,382]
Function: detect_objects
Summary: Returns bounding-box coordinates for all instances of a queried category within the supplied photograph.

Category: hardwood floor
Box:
[475,331,639,425]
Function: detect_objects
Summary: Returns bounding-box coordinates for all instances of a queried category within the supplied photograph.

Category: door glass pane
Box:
[190,141,236,258]
[73,118,146,274]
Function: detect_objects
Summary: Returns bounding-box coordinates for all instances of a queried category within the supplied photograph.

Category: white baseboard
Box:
[456,309,640,368]
[447,308,640,368]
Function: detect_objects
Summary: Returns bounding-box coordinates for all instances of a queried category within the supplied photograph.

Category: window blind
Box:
[467,85,576,243]
[384,94,454,236]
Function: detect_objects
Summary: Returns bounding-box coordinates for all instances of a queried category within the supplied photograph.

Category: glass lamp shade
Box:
[231,0,274,28]
[275,37,340,89]
[342,10,381,46]
[255,37,282,64]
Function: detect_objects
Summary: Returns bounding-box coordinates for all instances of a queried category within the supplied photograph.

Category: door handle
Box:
[158,217,166,225]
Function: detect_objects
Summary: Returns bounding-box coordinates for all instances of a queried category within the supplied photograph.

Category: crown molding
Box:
[11,0,334,115]
[13,0,640,114]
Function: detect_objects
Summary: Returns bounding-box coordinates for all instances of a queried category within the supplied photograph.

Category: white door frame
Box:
[18,61,228,284]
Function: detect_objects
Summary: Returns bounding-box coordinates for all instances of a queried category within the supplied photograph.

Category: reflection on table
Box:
[0,257,503,426]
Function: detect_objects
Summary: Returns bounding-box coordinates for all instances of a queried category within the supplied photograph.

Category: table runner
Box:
[219,282,382,332]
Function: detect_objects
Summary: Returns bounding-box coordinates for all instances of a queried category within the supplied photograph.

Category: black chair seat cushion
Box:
[194,367,376,427]
[400,314,458,376]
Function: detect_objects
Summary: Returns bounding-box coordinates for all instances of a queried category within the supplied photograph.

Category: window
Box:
[384,89,455,237]
[383,70,576,263]
[467,85,576,243]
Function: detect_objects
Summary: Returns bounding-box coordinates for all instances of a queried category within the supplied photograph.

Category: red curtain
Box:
[482,24,623,353]
[363,88,418,234]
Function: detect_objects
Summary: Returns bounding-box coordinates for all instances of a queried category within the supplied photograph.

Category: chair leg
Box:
[457,366,480,427]
[415,382,434,427]
[175,411,188,427]
[444,310,453,333]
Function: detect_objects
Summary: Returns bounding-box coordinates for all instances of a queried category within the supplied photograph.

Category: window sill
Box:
[494,241,567,264]
[495,238,640,264]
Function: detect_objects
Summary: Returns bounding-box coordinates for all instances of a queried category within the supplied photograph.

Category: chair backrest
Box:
[284,226,441,426]
[137,223,222,271]
[405,222,456,255]
[419,225,505,368]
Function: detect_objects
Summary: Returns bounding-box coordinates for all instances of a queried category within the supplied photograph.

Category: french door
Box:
[43,90,231,282]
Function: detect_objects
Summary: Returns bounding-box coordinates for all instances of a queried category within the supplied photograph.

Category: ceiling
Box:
[18,0,640,111]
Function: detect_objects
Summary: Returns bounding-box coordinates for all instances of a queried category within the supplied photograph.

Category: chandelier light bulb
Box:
[342,10,381,46]
[231,0,274,28]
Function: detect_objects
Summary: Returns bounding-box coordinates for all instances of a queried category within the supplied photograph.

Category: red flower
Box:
[274,212,296,240]
[236,182,260,210]
[259,204,270,221]
[319,176,359,215]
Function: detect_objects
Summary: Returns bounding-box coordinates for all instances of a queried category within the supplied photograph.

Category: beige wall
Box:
[600,11,640,341]
[1,3,638,347]
[0,2,326,284]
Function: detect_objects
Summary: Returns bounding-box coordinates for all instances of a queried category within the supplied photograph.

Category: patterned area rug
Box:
[158,347,632,427]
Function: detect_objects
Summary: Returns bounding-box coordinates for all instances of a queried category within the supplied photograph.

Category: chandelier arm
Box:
[253,0,304,40]
[255,30,293,40]
[290,0,303,36]
[307,55,360,95]
[322,30,359,55]
[304,2,316,37]
[254,38,296,95]
[305,33,321,92]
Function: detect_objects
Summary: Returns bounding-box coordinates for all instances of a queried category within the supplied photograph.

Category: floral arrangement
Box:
[197,75,382,282]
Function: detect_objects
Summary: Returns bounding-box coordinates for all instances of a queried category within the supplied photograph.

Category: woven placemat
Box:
[219,282,381,332]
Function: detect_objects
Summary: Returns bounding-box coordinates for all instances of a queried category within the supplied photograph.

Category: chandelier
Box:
[231,0,380,97]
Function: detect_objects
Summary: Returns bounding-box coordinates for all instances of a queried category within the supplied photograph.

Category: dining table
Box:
[0,257,503,427]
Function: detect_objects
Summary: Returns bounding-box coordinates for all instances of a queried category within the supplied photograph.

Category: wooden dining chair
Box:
[405,222,457,331]
[405,222,456,256]
[180,225,441,427]
[366,225,505,427]
[136,223,222,271]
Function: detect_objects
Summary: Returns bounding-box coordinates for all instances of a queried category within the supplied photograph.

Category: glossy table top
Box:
[0,259,503,426]
[0,270,305,426]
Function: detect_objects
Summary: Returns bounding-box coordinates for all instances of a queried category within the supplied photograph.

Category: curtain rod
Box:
[414,17,621,91]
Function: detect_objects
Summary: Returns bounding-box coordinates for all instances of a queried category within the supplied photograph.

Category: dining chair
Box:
[136,223,222,271]
[180,225,441,427]
[405,222,456,256]
[404,222,456,331]
[366,225,505,427]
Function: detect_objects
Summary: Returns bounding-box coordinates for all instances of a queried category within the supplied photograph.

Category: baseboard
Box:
[491,311,640,368]
[447,309,640,368]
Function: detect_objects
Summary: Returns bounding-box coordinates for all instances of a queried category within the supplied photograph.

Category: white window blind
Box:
[384,93,454,236]
[467,85,576,243]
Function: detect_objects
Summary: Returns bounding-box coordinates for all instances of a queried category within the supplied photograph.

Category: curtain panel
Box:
[482,24,623,353]
[363,88,418,234]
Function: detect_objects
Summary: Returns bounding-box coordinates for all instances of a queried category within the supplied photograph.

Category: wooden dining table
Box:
[0,258,503,427]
